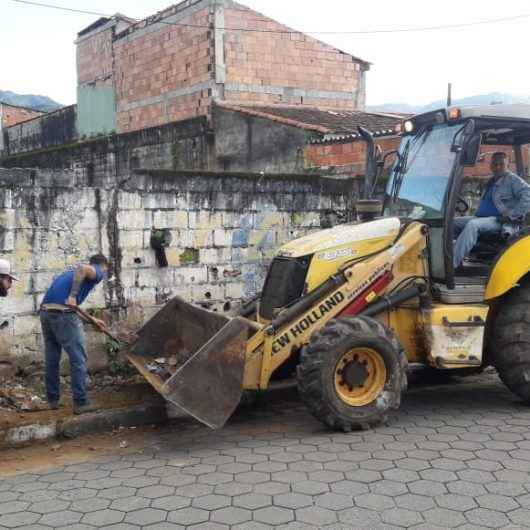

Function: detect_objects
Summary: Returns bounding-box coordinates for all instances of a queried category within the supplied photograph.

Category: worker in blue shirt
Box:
[40,254,109,414]
[453,151,530,268]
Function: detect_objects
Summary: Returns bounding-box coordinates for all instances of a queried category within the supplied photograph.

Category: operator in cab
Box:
[453,151,530,269]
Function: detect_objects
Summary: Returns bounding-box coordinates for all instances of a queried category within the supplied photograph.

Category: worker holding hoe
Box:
[40,254,109,414]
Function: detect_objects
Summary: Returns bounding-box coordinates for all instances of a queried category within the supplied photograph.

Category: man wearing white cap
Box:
[0,258,17,297]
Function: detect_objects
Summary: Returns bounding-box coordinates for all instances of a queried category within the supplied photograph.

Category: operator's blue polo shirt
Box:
[476,179,500,218]
[42,266,105,306]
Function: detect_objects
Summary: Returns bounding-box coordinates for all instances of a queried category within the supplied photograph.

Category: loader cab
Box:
[383,104,530,291]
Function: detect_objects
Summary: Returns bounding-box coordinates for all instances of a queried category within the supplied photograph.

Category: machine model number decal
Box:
[317,249,355,261]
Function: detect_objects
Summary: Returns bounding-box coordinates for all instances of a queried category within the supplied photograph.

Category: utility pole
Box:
[447,83,452,107]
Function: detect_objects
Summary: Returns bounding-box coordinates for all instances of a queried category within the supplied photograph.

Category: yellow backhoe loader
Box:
[125,104,530,431]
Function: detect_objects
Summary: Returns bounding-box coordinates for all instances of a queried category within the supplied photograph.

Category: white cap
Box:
[0,259,18,281]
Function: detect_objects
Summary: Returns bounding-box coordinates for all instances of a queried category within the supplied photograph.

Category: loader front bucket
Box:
[124,297,251,429]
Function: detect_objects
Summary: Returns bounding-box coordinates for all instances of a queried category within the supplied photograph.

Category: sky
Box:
[1,0,529,106]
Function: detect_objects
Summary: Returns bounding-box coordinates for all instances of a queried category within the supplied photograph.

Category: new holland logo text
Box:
[272,291,345,354]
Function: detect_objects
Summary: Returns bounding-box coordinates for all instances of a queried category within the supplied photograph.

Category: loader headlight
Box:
[404,120,414,133]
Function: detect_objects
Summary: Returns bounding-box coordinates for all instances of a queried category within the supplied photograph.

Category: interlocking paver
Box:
[338,507,381,527]
[476,493,519,512]
[409,479,448,496]
[211,506,252,525]
[110,495,151,511]
[40,509,83,526]
[330,480,369,496]
[355,493,395,511]
[291,480,329,495]
[381,507,423,527]
[71,497,111,513]
[98,485,137,499]
[57,487,97,501]
[423,507,466,527]
[167,507,209,525]
[124,508,167,525]
[214,482,253,496]
[0,511,41,528]
[369,479,407,496]
[509,508,530,526]
[274,493,313,509]
[447,480,487,497]
[0,501,29,515]
[30,499,70,513]
[296,506,337,526]
[254,506,294,525]
[233,493,271,510]
[193,494,231,510]
[137,484,174,499]
[4,374,530,529]
[315,492,353,510]
[81,508,125,526]
[465,507,510,528]
[395,493,435,511]
[253,481,290,495]
[435,493,477,511]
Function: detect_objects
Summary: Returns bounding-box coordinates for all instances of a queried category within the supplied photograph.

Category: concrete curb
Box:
[1,382,299,449]
[2,401,169,449]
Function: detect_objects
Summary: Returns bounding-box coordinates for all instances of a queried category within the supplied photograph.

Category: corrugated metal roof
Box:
[216,102,404,142]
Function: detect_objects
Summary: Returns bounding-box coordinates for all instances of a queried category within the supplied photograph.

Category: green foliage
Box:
[105,338,135,376]
[179,247,199,264]
[87,307,102,318]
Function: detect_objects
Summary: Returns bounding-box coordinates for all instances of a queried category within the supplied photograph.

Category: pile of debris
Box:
[0,371,145,413]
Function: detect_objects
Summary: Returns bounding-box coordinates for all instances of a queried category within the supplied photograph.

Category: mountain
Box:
[368,93,530,115]
[0,90,63,112]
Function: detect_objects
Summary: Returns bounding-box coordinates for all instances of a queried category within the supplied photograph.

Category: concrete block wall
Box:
[0,167,359,375]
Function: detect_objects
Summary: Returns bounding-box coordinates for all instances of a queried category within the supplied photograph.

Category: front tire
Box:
[297,316,407,431]
[490,279,530,401]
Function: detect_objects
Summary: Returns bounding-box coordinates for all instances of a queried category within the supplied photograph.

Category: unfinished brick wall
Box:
[113,4,214,133]
[0,104,43,129]
[305,137,399,173]
[222,4,367,109]
[0,167,358,375]
[74,0,368,135]
[77,27,115,88]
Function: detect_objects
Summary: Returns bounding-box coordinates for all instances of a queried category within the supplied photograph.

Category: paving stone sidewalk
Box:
[2,373,530,529]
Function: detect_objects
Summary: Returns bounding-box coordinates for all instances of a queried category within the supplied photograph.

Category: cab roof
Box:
[410,103,530,145]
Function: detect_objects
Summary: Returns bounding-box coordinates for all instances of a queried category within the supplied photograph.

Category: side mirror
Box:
[451,119,475,153]
[357,126,377,199]
[461,133,482,166]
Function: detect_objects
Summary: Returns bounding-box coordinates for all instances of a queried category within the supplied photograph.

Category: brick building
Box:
[0,102,44,151]
[75,0,369,135]
[0,102,44,129]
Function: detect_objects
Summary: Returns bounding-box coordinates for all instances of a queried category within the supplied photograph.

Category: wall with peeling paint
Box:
[0,167,360,376]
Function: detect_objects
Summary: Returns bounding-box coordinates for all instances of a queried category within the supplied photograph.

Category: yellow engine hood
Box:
[278,217,401,258]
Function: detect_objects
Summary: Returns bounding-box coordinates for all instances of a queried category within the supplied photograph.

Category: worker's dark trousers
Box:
[40,311,88,406]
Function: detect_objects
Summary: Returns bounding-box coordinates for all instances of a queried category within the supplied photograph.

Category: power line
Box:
[10,0,530,35]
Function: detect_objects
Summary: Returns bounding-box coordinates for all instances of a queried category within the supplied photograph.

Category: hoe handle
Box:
[73,306,126,345]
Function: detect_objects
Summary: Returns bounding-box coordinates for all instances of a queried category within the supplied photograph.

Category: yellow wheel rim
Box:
[334,347,387,407]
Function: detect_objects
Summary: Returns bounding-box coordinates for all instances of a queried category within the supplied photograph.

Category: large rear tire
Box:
[296,316,407,431]
[490,279,530,401]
